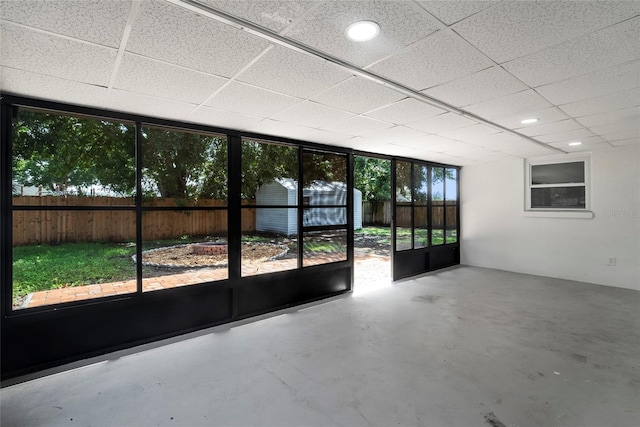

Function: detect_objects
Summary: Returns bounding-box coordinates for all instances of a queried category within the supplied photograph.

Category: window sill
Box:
[524,210,594,219]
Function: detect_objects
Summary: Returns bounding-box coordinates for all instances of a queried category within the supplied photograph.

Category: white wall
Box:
[461,145,640,290]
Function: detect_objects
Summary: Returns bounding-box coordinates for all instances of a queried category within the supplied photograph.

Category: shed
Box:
[256,178,362,235]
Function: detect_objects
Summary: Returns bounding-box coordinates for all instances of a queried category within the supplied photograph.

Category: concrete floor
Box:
[2,266,639,426]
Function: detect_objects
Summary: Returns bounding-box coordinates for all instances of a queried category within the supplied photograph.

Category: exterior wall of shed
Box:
[256,183,362,234]
[255,182,297,235]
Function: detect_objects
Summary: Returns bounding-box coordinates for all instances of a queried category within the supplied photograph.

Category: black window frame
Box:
[0,94,460,380]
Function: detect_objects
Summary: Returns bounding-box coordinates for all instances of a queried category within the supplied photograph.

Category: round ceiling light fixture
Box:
[346,21,380,42]
[568,141,583,146]
[520,118,538,124]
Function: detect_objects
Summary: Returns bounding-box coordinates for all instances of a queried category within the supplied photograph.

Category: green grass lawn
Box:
[357,226,391,237]
[12,242,137,298]
[12,227,457,301]
[359,226,453,246]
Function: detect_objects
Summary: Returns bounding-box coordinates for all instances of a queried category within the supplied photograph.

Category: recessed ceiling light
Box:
[520,118,538,124]
[346,21,380,42]
[568,141,582,146]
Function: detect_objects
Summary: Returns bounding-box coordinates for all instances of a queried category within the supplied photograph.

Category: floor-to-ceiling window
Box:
[1,95,458,379]
[10,108,137,310]
[140,125,230,290]
[392,160,460,280]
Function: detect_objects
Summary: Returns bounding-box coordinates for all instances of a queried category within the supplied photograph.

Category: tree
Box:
[142,127,227,199]
[12,110,135,195]
[241,141,297,199]
[354,157,391,201]
[12,109,453,203]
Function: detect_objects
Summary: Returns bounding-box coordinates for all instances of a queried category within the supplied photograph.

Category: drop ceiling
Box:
[1,0,638,166]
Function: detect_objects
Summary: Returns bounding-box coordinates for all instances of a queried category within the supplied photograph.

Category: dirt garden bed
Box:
[137,242,290,268]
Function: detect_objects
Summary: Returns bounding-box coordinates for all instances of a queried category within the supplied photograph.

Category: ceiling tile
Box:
[106,89,195,122]
[0,66,108,107]
[0,0,131,48]
[453,1,640,63]
[205,81,302,118]
[469,132,537,151]
[199,0,318,32]
[503,144,561,158]
[548,140,611,152]
[610,138,640,147]
[311,76,404,114]
[320,115,392,137]
[425,139,480,154]
[460,150,518,164]
[1,22,117,86]
[369,30,494,91]
[237,45,351,98]
[428,153,471,166]
[400,134,463,151]
[475,133,559,157]
[535,60,640,105]
[599,129,640,142]
[188,106,264,131]
[465,90,553,121]
[334,136,388,152]
[243,118,351,144]
[126,0,270,78]
[359,125,430,145]
[416,1,498,26]
[438,123,501,142]
[504,17,640,87]
[385,143,449,161]
[560,88,640,118]
[439,157,482,167]
[423,66,528,107]
[589,118,640,135]
[114,53,228,105]
[243,118,313,139]
[576,106,640,128]
[535,128,598,144]
[493,107,573,129]
[285,0,441,67]
[285,127,354,145]
[422,153,471,166]
[364,98,445,124]
[405,112,479,134]
[517,119,584,137]
[441,143,492,156]
[269,101,355,128]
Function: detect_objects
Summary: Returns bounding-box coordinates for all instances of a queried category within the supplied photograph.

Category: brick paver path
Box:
[22,252,390,309]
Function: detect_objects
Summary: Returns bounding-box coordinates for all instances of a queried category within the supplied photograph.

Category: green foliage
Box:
[396,162,455,202]
[354,157,391,201]
[12,110,136,195]
[12,110,350,201]
[303,152,347,187]
[142,127,227,199]
[357,226,391,237]
[242,141,297,199]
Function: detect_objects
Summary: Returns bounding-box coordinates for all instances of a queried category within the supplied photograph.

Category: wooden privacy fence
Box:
[362,201,392,225]
[12,196,255,246]
[13,197,456,246]
[363,201,457,228]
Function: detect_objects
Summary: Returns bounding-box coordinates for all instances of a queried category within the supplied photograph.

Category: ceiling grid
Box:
[0,0,637,165]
